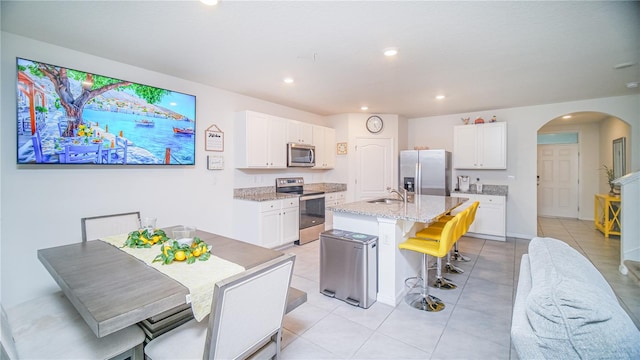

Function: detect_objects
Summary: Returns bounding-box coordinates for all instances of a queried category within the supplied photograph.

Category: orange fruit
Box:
[174,251,186,261]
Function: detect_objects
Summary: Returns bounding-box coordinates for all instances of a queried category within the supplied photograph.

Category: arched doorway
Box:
[537,111,631,219]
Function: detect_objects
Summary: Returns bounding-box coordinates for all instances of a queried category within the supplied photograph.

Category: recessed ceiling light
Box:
[435,95,445,100]
[361,106,369,111]
[283,77,294,84]
[383,48,398,57]
[200,0,219,5]
[562,115,572,119]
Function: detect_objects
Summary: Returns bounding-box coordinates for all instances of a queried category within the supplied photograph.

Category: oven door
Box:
[299,194,325,229]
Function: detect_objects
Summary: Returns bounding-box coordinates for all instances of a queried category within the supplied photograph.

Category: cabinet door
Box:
[281,203,300,245]
[287,121,313,144]
[469,195,506,237]
[259,209,282,249]
[323,128,336,168]
[453,125,478,169]
[268,117,287,168]
[312,125,325,169]
[479,122,506,169]
[245,112,270,168]
[312,126,336,169]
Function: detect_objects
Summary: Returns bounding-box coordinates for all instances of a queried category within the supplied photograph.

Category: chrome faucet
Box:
[387,187,407,205]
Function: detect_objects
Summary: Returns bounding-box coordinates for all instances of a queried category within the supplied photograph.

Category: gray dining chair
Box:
[1,291,145,360]
[144,253,296,360]
[81,211,141,241]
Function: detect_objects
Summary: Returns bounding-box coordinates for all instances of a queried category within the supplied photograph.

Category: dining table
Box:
[38,227,304,338]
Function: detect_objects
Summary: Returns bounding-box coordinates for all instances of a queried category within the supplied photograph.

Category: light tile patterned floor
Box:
[280,218,640,359]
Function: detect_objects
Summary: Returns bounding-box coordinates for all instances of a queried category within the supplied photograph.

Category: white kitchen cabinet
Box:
[451,193,506,240]
[235,111,287,169]
[287,120,313,144]
[312,125,336,169]
[324,191,346,230]
[453,122,507,169]
[234,198,300,249]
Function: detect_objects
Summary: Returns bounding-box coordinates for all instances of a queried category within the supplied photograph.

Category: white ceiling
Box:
[2,1,639,119]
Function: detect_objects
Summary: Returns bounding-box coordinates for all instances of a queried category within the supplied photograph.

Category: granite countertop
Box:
[451,184,508,197]
[328,195,468,223]
[234,182,347,202]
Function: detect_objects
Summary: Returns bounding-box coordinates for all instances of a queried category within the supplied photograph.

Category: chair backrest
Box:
[1,304,19,360]
[81,211,141,241]
[452,207,469,241]
[434,217,459,258]
[204,254,295,360]
[464,201,480,233]
[61,144,102,164]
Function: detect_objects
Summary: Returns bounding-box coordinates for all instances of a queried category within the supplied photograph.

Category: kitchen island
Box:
[328,195,467,306]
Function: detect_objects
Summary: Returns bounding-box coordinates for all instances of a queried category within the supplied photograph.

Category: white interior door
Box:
[355,138,394,200]
[537,144,579,218]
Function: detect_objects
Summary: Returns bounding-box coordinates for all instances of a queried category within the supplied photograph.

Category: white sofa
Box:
[511,237,640,359]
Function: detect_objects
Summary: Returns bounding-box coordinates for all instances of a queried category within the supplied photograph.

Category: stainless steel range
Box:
[276,177,325,245]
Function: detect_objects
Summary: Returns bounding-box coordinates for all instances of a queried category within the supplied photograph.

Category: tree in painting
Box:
[19,62,169,137]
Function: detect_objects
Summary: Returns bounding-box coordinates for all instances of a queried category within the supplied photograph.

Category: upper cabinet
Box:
[453,122,507,169]
[313,125,336,169]
[287,120,313,144]
[235,111,287,169]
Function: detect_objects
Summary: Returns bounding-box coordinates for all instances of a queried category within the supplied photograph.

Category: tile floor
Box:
[279,218,640,359]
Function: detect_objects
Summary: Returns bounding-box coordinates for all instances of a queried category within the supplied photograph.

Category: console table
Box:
[594,194,621,238]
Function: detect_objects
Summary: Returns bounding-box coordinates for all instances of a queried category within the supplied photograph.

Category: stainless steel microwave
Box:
[287,143,315,167]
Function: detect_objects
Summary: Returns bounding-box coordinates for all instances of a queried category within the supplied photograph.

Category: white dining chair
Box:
[144,253,296,360]
[1,291,145,360]
[81,211,141,241]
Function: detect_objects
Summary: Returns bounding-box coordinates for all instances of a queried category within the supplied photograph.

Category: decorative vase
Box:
[609,183,616,196]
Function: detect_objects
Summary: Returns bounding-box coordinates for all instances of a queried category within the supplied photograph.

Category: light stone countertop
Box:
[328,195,468,223]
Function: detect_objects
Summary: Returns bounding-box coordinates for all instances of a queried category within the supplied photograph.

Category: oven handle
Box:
[299,194,325,201]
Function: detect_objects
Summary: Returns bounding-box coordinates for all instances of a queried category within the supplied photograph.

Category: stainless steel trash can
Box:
[319,229,378,308]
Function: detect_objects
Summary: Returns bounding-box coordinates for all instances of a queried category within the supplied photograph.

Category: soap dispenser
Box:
[476,178,483,193]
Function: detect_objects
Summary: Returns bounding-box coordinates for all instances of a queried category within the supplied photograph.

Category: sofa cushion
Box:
[526,237,640,359]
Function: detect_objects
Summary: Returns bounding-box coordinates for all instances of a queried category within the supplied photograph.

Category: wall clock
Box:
[366,115,383,133]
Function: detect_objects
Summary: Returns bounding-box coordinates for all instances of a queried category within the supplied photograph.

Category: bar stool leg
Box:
[444,251,464,274]
[451,242,471,262]
[405,254,444,312]
[433,257,457,290]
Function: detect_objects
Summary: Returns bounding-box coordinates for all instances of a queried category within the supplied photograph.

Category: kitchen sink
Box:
[367,198,403,204]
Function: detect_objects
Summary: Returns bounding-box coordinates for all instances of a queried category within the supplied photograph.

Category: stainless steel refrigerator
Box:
[399,149,451,196]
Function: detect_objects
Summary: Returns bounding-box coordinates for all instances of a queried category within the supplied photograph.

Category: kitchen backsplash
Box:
[234,182,347,198]
[452,184,508,196]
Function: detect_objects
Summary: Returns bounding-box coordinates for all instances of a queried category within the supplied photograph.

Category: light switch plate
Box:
[207,155,224,170]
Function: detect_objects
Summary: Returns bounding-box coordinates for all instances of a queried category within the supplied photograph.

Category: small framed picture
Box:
[337,142,348,155]
[205,124,224,152]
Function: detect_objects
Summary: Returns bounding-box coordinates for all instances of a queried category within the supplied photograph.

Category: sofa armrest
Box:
[511,254,544,360]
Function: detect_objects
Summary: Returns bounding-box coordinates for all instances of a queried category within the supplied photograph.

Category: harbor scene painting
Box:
[17,57,196,165]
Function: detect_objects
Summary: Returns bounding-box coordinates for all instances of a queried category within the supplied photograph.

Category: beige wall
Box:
[408,95,640,239]
[599,117,632,194]
[0,32,327,307]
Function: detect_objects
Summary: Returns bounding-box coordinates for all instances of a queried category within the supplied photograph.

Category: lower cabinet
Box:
[324,191,346,231]
[234,198,299,249]
[451,193,506,240]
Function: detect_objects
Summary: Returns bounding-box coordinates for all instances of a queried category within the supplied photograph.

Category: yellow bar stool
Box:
[421,201,479,273]
[414,209,468,289]
[399,217,459,312]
